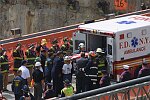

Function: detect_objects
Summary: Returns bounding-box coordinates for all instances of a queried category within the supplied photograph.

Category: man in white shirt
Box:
[18,60,30,85]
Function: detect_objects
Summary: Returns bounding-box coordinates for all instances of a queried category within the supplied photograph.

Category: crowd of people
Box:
[0,36,150,100]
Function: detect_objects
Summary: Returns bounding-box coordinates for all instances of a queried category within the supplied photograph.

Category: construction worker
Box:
[61,79,74,97]
[85,51,98,90]
[12,70,25,100]
[75,52,88,93]
[95,48,107,85]
[13,43,24,76]
[99,70,110,87]
[50,38,60,53]
[138,60,150,78]
[0,49,9,91]
[25,44,36,78]
[120,65,132,82]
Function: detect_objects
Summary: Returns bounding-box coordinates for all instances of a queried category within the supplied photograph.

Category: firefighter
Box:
[99,70,110,87]
[36,39,49,56]
[95,48,107,85]
[84,51,97,90]
[120,65,132,82]
[13,43,24,76]
[75,52,88,93]
[138,60,150,78]
[0,49,9,91]
[50,38,60,53]
[25,44,36,78]
[60,37,70,54]
[40,49,47,73]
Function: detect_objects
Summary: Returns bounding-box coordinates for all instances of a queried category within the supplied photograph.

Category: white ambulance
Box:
[73,15,150,81]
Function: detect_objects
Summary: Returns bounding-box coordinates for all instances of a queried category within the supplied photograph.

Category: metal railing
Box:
[59,75,150,100]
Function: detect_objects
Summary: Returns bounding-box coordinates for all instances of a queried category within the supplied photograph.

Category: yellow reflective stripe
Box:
[27,65,34,67]
[13,68,19,70]
[27,58,36,60]
[98,64,105,67]
[0,62,8,65]
[1,70,8,73]
[14,57,23,60]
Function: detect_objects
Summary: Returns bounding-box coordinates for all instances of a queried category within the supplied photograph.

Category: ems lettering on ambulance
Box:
[119,36,150,55]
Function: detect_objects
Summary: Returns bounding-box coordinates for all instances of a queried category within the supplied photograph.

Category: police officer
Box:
[51,51,64,96]
[95,48,107,84]
[32,62,44,100]
[85,51,98,90]
[43,83,55,99]
[120,65,132,82]
[138,60,150,78]
[99,70,110,87]
[45,51,54,83]
[25,44,36,78]
[50,38,60,53]
[13,43,24,76]
[76,52,88,93]
[12,70,25,100]
[61,79,74,97]
[0,49,9,91]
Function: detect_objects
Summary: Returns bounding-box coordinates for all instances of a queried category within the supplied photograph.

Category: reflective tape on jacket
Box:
[27,65,34,68]
[61,86,74,96]
[13,68,19,70]
[0,62,8,65]
[98,64,105,67]
[14,57,23,60]
[1,70,8,73]
[27,58,36,60]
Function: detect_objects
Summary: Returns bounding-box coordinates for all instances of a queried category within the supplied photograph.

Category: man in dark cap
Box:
[18,60,30,85]
[13,42,24,76]
[138,60,150,78]
[43,83,55,99]
[19,85,35,100]
[51,51,64,96]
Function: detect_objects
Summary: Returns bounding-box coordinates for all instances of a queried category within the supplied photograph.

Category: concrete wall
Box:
[0,0,145,39]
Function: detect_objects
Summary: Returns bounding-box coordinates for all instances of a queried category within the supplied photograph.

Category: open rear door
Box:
[72,31,87,53]
[107,37,114,75]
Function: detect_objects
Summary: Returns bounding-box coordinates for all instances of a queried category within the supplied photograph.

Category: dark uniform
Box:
[43,83,55,99]
[12,72,25,100]
[85,57,98,90]
[13,43,24,73]
[32,66,44,100]
[50,38,60,53]
[25,45,36,78]
[134,64,142,79]
[45,56,53,83]
[76,53,88,93]
[40,50,47,73]
[51,52,64,96]
[60,37,70,55]
[0,50,9,91]
[0,72,3,92]
[120,70,132,82]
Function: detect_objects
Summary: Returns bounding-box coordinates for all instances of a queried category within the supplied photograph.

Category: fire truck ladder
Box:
[60,75,150,100]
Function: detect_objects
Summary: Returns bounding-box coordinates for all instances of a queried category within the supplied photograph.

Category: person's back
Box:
[120,71,132,82]
[138,68,150,78]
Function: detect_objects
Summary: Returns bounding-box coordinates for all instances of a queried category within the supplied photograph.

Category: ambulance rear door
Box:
[72,30,87,53]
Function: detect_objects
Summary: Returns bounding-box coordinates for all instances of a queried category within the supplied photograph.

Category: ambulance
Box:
[73,15,150,81]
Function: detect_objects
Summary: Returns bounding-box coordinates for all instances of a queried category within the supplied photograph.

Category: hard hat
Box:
[79,43,85,48]
[96,48,104,53]
[63,79,70,85]
[35,62,41,67]
[88,51,96,57]
[16,42,22,47]
[52,38,58,44]
[63,37,68,42]
[123,65,129,69]
[35,57,41,62]
[64,56,71,61]
[41,39,47,45]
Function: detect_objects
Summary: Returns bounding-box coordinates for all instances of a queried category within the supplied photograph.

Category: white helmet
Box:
[64,56,71,61]
[123,65,129,69]
[96,48,104,53]
[35,62,41,66]
[79,43,85,48]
